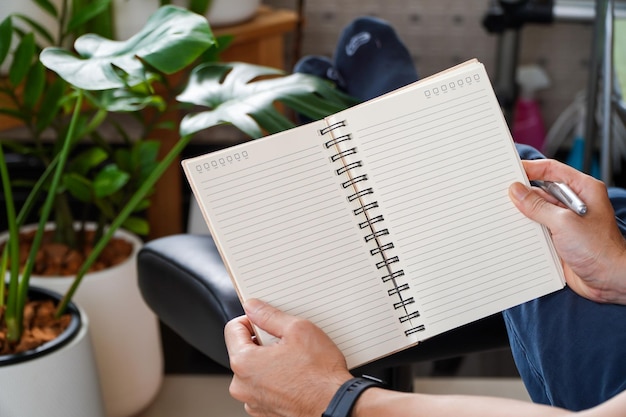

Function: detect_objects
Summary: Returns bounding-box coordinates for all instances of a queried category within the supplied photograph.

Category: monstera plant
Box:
[1,1,355,356]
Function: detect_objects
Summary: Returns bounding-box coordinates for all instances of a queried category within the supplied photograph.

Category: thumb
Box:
[509,182,562,226]
[244,299,295,339]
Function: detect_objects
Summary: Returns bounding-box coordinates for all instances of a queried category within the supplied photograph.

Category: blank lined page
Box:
[327,62,564,338]
[183,121,414,368]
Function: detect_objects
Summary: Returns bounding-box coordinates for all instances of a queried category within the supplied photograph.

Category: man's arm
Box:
[354,386,569,417]
[354,382,626,417]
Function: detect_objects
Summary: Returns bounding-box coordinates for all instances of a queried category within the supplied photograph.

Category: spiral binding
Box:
[348,188,374,202]
[330,148,357,162]
[342,174,368,189]
[320,120,424,337]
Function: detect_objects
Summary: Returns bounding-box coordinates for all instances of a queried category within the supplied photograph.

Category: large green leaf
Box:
[177,62,358,138]
[39,5,215,90]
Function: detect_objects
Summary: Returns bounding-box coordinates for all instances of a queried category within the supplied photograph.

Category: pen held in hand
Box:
[531,180,588,216]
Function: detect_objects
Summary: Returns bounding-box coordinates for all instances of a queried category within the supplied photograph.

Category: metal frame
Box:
[484,0,625,184]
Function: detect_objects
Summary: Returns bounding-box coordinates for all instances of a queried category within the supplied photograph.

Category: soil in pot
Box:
[1,228,132,355]
[0,289,72,356]
[3,228,133,276]
[0,298,71,356]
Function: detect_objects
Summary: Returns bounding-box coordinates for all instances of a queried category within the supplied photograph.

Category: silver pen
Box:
[531,180,588,216]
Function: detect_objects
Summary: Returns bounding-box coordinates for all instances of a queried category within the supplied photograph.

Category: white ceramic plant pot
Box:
[0,287,106,417]
[112,0,161,40]
[23,226,163,417]
[169,0,261,27]
[206,0,261,26]
[112,0,262,41]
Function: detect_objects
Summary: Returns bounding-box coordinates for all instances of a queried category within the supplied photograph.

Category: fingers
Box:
[521,159,594,199]
[243,298,296,339]
[521,159,584,183]
[224,299,304,358]
[514,158,602,225]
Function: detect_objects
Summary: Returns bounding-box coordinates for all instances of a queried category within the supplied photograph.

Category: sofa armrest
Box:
[138,234,244,369]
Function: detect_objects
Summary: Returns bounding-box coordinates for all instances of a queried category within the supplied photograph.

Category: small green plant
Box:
[0,3,356,349]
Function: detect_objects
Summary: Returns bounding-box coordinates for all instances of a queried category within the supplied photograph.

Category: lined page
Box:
[183,121,414,368]
[327,62,564,339]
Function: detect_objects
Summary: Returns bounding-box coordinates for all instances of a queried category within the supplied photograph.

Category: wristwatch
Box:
[321,376,385,417]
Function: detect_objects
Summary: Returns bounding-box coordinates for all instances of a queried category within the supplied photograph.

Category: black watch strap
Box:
[322,376,384,417]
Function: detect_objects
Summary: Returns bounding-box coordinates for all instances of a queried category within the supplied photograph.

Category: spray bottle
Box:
[512,65,551,151]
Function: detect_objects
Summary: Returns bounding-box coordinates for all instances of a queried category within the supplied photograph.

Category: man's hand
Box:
[509,159,626,304]
[225,299,353,417]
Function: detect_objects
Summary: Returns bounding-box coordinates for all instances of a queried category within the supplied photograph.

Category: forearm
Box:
[352,388,573,417]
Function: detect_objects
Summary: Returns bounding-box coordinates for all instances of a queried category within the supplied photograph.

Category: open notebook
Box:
[182,59,565,369]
